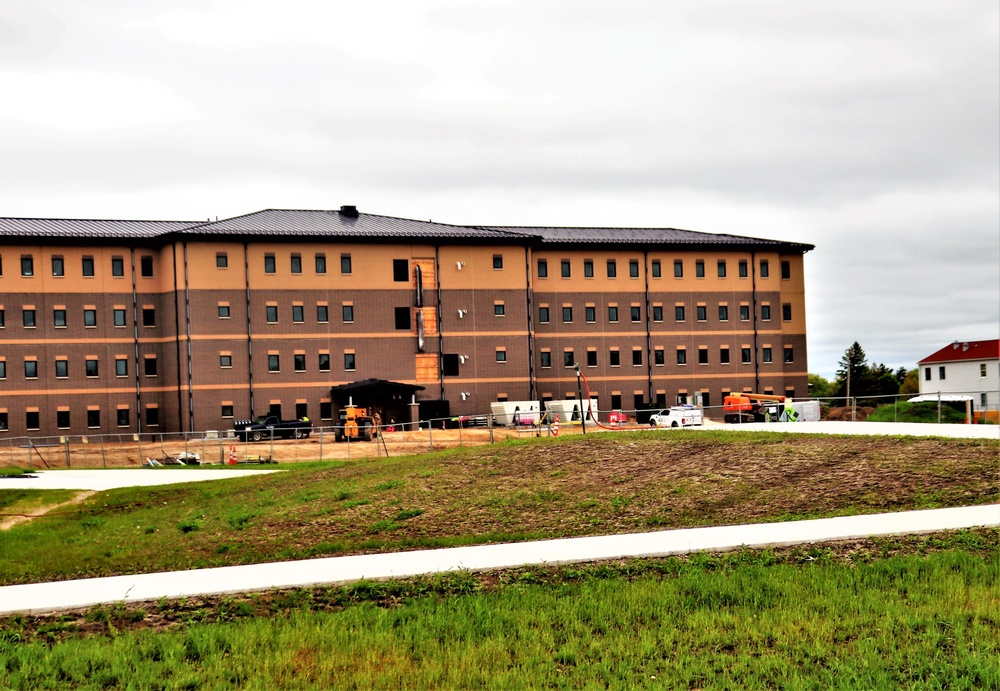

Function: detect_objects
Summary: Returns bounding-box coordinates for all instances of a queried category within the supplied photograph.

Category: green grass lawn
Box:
[1,431,997,689]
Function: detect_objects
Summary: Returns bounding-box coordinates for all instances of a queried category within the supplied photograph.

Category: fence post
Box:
[428,421,433,452]
[318,426,324,462]
[64,436,70,468]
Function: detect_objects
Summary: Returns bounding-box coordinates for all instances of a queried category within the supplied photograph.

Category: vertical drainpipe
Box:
[435,246,444,401]
[643,250,653,404]
[130,248,142,433]
[525,244,536,401]
[751,250,760,392]
[244,243,255,416]
[171,244,185,432]
[181,242,194,431]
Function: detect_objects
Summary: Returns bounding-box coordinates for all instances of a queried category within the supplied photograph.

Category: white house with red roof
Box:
[917,339,999,415]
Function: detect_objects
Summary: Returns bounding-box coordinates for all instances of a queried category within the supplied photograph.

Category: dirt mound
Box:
[824,406,874,421]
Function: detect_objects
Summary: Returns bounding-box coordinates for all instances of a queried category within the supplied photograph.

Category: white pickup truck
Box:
[649,406,704,428]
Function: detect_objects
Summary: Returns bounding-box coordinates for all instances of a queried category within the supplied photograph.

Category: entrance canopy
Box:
[329,379,425,424]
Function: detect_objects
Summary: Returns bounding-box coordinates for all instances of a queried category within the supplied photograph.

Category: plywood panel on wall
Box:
[415,353,439,384]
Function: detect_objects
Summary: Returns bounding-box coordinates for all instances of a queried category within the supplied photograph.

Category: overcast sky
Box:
[2,1,997,379]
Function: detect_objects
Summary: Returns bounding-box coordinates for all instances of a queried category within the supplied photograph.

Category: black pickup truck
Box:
[234,416,312,442]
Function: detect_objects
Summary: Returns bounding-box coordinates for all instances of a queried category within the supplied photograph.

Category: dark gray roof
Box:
[182,209,506,240]
[0,217,198,239]
[481,225,814,251]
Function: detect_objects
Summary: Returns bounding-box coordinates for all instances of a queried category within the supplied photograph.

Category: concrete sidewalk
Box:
[1,504,997,616]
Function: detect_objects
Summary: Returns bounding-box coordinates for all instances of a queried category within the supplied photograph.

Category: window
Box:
[739,260,748,278]
[587,350,597,367]
[294,354,306,372]
[395,307,411,329]
[320,401,332,420]
[632,349,642,366]
[631,306,641,322]
[114,309,126,327]
[266,305,278,323]
[112,257,125,276]
[218,305,231,318]
[938,366,946,380]
[608,306,619,322]
[23,309,36,327]
[52,256,65,276]
[140,256,153,277]
[116,358,128,376]
[26,411,40,430]
[695,260,705,278]
[539,306,550,323]
[87,410,100,428]
[317,305,329,322]
[55,410,71,429]
[782,304,792,321]
[146,408,159,426]
[720,348,730,364]
[82,256,95,277]
[83,308,97,327]
[719,305,729,321]
[742,347,752,364]
[697,306,707,321]
[0,361,5,379]
[344,353,356,371]
[494,303,506,317]
[21,255,34,277]
[493,254,503,270]
[924,367,931,381]
[673,260,683,278]
[584,259,594,278]
[55,360,68,378]
[563,350,575,367]
[495,350,506,363]
[268,354,280,372]
[315,253,327,274]
[54,309,67,327]
[220,355,232,368]
[117,409,130,427]
[341,254,352,274]
[295,403,308,419]
[654,348,664,365]
[537,259,548,278]
[610,350,621,367]
[290,254,302,274]
[342,305,354,322]
[982,393,988,407]
[760,260,770,278]
[652,306,663,322]
[717,260,726,278]
[585,306,596,322]
[393,259,409,282]
[540,351,552,368]
[675,306,685,322]
[292,305,304,323]
[144,357,157,376]
[86,359,99,377]
[629,260,639,278]
[784,347,794,363]
[318,353,330,371]
[560,260,571,278]
[762,348,773,363]
[651,260,661,278]
[0,309,4,328]
[216,253,228,268]
[761,305,771,321]
[562,306,573,323]
[982,363,988,377]
[264,254,276,274]
[676,349,687,365]
[698,348,708,365]
[605,260,615,278]
[740,305,750,321]
[141,308,154,327]
[781,261,791,279]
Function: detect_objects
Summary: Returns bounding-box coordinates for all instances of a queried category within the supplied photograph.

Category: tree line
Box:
[809,341,918,401]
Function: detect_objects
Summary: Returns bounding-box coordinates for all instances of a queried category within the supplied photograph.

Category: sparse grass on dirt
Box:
[0,430,996,586]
